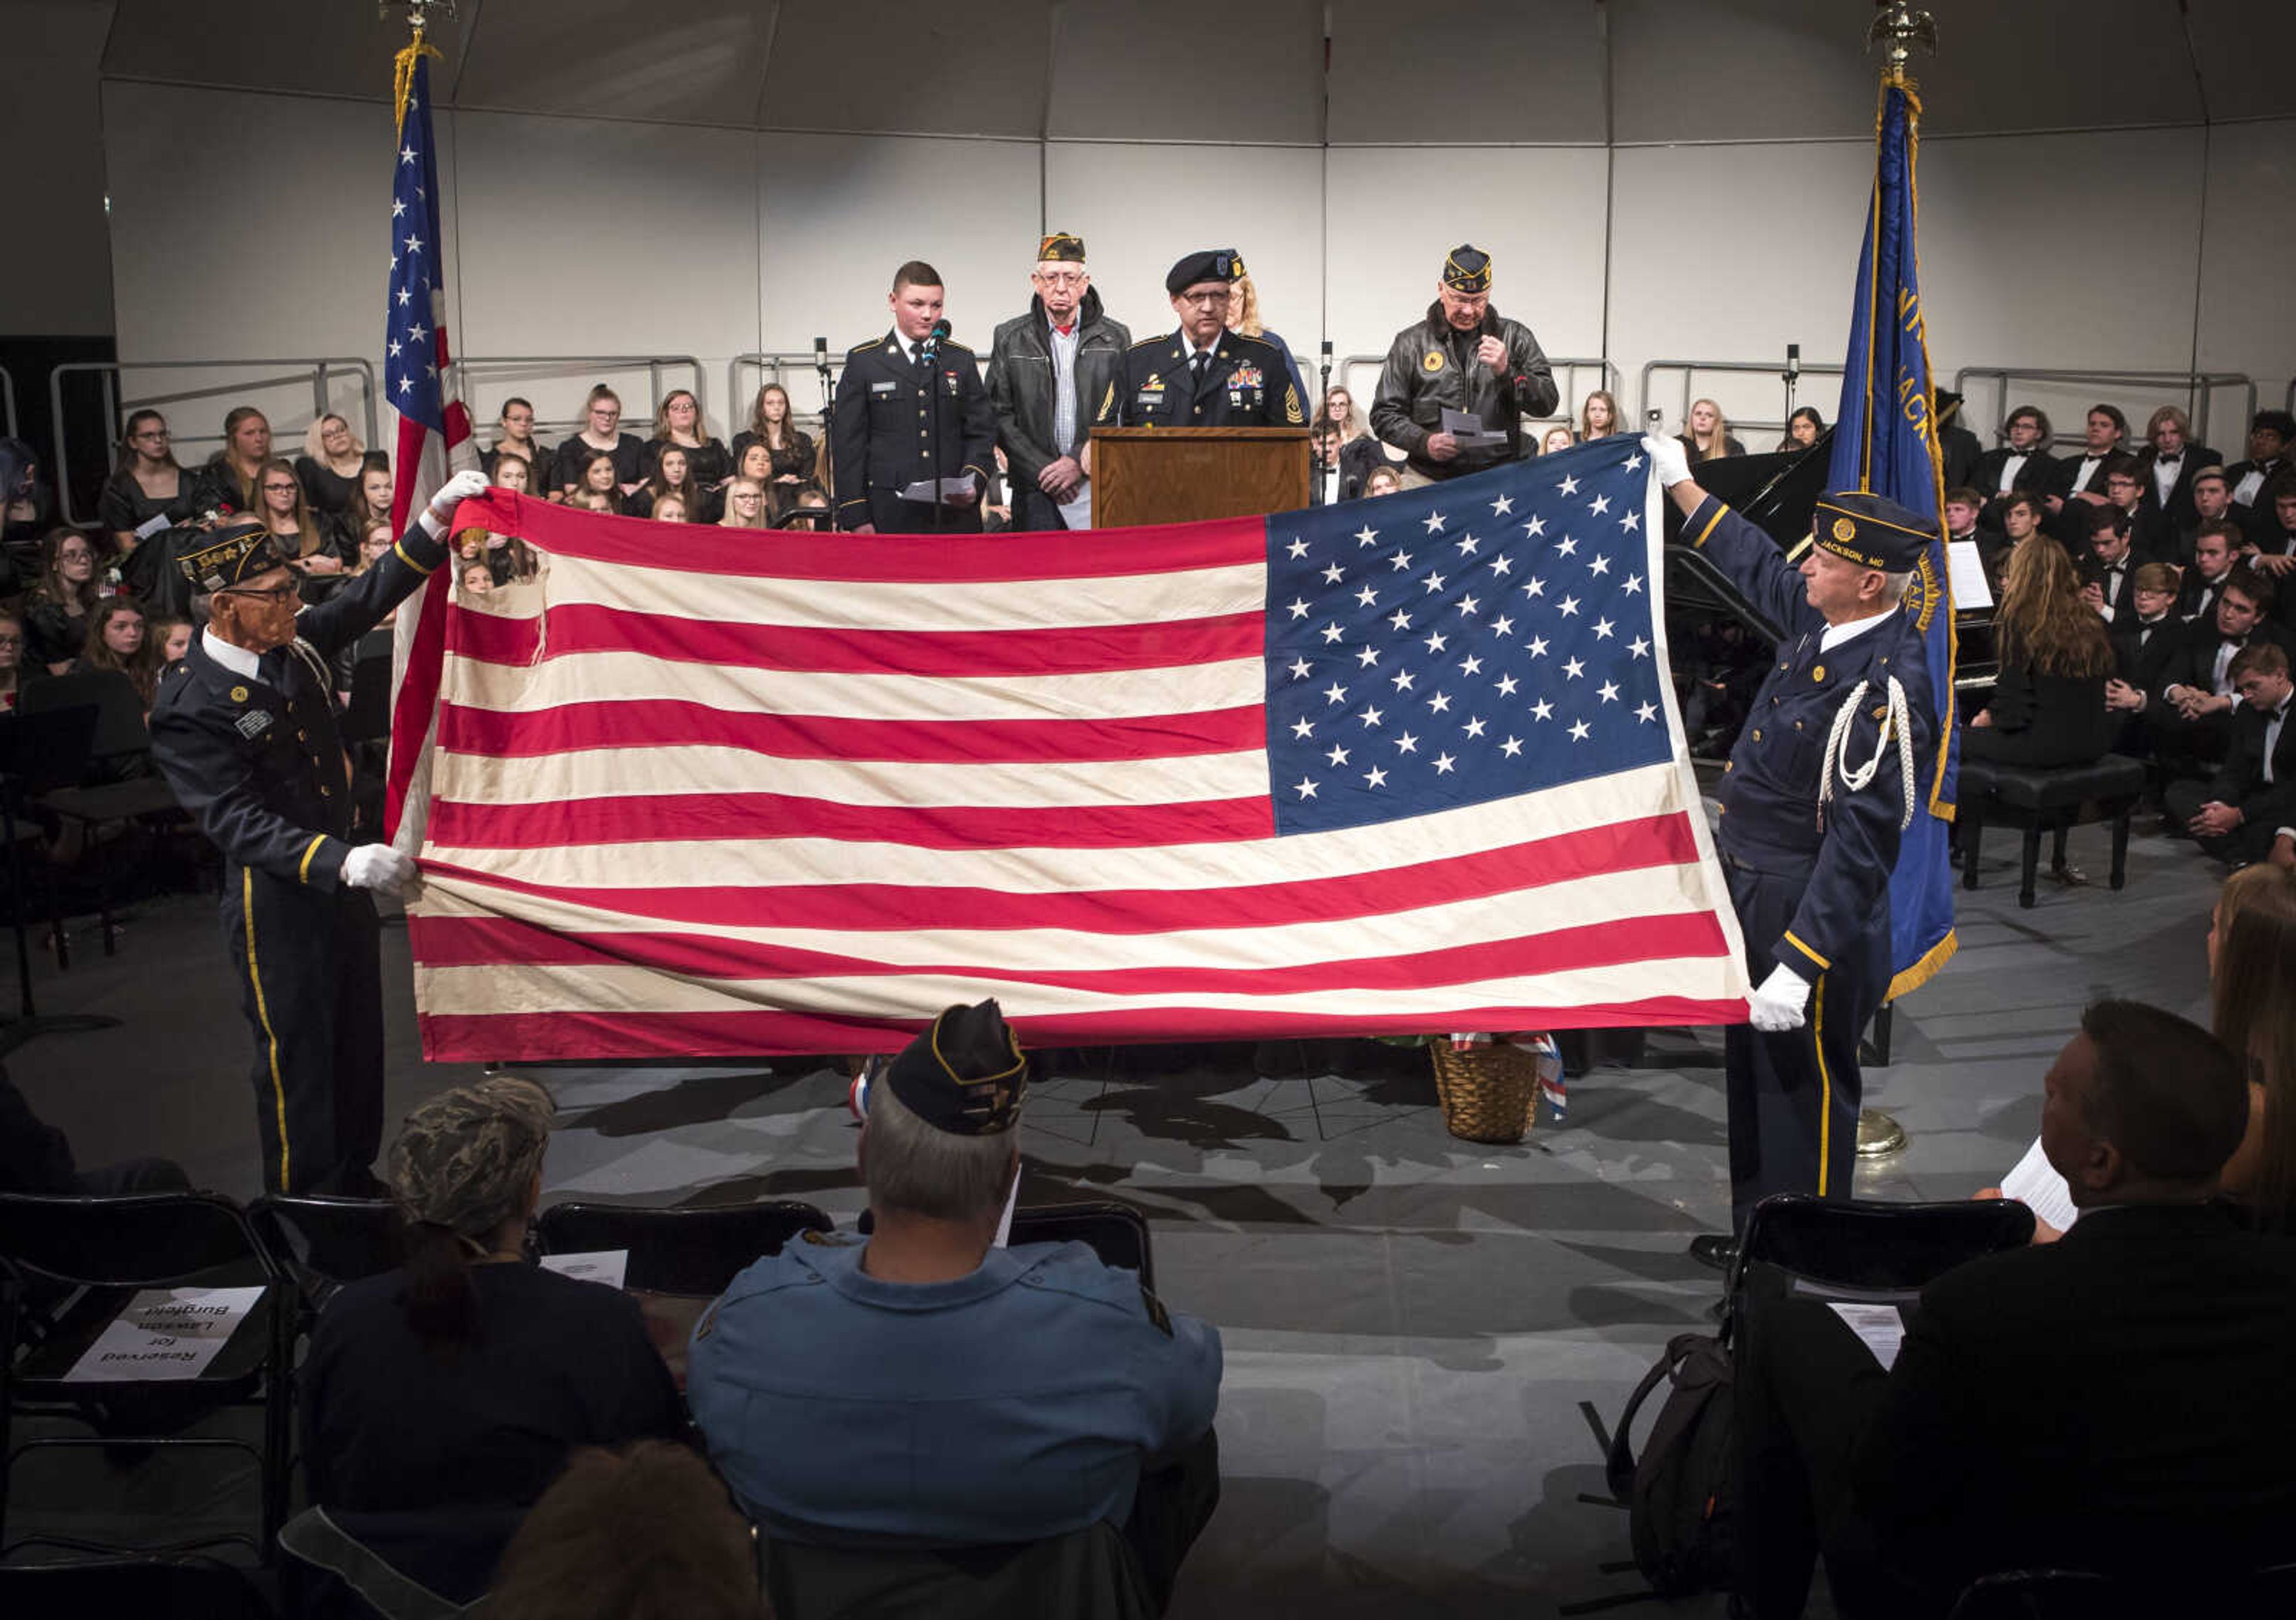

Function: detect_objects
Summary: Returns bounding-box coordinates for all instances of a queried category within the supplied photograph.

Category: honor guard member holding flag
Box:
[688,999,1223,1609]
[1644,435,1938,1263]
[832,259,997,534]
[1370,244,1558,488]
[150,467,490,1195]
[1120,250,1303,429]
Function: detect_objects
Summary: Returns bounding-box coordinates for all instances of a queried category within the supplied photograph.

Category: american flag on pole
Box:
[405,435,1750,1062]
[381,38,474,844]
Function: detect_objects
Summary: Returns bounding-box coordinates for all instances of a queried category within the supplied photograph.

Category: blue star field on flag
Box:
[385,57,447,437]
[1265,435,1672,835]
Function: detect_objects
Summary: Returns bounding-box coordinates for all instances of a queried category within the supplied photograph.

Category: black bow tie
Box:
[2155,453,2180,466]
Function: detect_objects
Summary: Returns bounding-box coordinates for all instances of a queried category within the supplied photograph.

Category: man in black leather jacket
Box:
[1370,245,1558,485]
[985,233,1132,533]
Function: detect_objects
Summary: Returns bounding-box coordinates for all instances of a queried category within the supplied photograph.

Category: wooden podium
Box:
[1088,427,1311,528]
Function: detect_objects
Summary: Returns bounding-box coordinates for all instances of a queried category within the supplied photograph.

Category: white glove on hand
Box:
[428,468,491,519]
[1641,433,1692,490]
[341,844,421,898]
[1748,962,1811,1033]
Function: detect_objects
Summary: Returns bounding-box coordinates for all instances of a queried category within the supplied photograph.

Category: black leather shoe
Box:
[1689,1233,1738,1272]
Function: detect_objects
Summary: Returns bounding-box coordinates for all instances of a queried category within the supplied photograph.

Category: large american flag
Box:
[380,45,473,843]
[404,435,1749,1061]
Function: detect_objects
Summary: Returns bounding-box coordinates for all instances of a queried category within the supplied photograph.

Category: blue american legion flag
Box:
[1828,78,1959,997]
[381,39,474,838]
[403,437,1751,1063]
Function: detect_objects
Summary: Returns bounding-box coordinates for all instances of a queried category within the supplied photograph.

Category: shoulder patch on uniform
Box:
[1284,386,1303,425]
[1140,1283,1173,1336]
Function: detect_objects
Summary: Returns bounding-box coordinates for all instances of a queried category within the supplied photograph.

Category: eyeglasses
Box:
[58,550,94,563]
[0,636,22,647]
[222,582,300,602]
[131,429,169,442]
[262,482,300,494]
[732,491,762,502]
[1177,291,1229,307]
[1034,270,1086,286]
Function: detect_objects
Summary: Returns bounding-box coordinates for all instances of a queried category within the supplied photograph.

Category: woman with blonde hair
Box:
[297,413,370,518]
[1677,398,1744,463]
[731,383,815,492]
[643,388,728,487]
[1965,536,2116,769]
[197,404,272,513]
[717,477,770,530]
[1225,267,1308,412]
[1578,390,1620,442]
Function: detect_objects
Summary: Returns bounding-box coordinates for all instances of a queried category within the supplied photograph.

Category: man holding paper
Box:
[833,259,997,535]
[1370,244,1557,488]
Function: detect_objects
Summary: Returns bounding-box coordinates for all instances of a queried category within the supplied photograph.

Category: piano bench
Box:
[1956,755,2146,909]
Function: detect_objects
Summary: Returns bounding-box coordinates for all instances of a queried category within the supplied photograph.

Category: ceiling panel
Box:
[455,0,773,127]
[1610,0,1872,145]
[103,0,469,102]
[761,0,1049,136]
[1046,0,1322,145]
[1914,0,2202,134]
[1326,0,1606,146]
[2184,3,2296,124]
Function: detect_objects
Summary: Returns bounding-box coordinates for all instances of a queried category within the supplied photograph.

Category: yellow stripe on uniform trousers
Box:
[1813,972,1830,1197]
[244,867,291,1191]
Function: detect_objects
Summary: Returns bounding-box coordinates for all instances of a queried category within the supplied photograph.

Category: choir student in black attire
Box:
[296,414,370,519]
[98,409,199,552]
[730,382,816,494]
[197,405,272,515]
[482,397,551,481]
[640,387,728,487]
[23,529,104,674]
[549,384,645,499]
[1966,536,2117,769]
[628,445,698,519]
[572,451,627,515]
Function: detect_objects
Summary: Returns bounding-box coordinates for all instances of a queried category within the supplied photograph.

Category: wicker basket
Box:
[1428,1040,1540,1144]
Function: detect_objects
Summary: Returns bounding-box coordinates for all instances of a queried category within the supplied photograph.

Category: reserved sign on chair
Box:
[65,1285,266,1382]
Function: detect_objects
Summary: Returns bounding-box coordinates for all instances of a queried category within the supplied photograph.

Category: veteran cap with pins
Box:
[1811,490,1936,573]
[1165,249,1243,295]
[1037,231,1086,263]
[176,521,294,593]
[877,998,1031,1136]
[1442,244,1492,294]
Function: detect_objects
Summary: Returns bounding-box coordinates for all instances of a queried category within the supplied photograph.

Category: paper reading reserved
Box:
[537,1250,630,1290]
[1828,1302,1907,1371]
[65,1285,266,1383]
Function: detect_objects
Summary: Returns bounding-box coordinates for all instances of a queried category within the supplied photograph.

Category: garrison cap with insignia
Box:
[1811,490,1936,572]
[1038,231,1086,263]
[1166,249,1242,295]
[880,998,1031,1135]
[1442,244,1492,294]
[177,521,292,592]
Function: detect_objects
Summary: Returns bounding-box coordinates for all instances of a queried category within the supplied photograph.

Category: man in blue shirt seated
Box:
[687,1000,1222,1609]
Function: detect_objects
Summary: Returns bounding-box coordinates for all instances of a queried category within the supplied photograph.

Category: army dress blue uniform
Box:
[687,1231,1221,1548]
[831,330,997,534]
[1682,491,1937,1230]
[1118,328,1302,430]
[149,521,448,1194]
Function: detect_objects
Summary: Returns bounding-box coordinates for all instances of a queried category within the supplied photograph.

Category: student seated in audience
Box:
[1540,424,1576,456]
[2247,471,2296,587]
[777,485,832,530]
[482,397,552,481]
[2148,568,2292,783]
[0,612,24,711]
[2164,643,2296,866]
[255,456,344,576]
[1735,999,2296,1620]
[2045,402,2128,546]
[329,461,398,557]
[1363,464,1403,499]
[75,598,163,714]
[1974,405,2058,531]
[23,528,103,674]
[550,384,645,499]
[2227,409,2295,542]
[2178,463,2234,566]
[1316,384,1382,499]
[1941,485,1987,583]
[649,493,689,525]
[1580,389,1622,442]
[487,1442,769,1620]
[2138,404,2218,538]
[491,448,533,499]
[1967,537,2116,771]
[301,1077,681,1553]
[297,414,370,519]
[641,387,728,487]
[2105,561,2185,753]
[1677,397,1742,462]
[572,451,627,516]
[629,445,698,520]
[2099,454,2169,559]
[99,409,198,553]
[2180,518,2242,621]
[152,613,193,669]
[1781,405,1824,452]
[731,383,815,494]
[717,476,770,530]
[2075,503,2138,621]
[688,1001,1222,1612]
[194,405,271,515]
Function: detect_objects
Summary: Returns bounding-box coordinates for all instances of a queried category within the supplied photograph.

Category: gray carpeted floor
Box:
[5,818,2222,1615]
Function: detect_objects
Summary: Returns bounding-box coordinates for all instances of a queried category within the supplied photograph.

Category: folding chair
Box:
[535,1199,833,1297]
[0,1554,277,1618]
[1949,1563,2296,1619]
[761,1517,1157,1620]
[1008,1202,1157,1291]
[1727,1193,2037,1303]
[20,673,179,961]
[246,1194,408,1321]
[0,1191,289,1560]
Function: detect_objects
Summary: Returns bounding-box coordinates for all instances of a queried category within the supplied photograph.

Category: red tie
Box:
[1052,324,1074,338]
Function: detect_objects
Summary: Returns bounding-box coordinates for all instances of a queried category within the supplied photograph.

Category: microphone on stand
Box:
[920,317,951,365]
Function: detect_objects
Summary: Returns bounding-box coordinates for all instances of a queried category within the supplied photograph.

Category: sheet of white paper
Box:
[1827,1302,1907,1371]
[1998,1136,2081,1234]
[538,1250,630,1289]
[133,512,174,541]
[1057,484,1093,531]
[897,475,978,503]
[1946,540,1993,610]
[66,1285,267,1383]
[1438,407,1507,448]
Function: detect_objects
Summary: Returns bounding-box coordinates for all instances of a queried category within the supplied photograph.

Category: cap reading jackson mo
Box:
[1165,249,1242,295]
[1038,232,1086,263]
[1811,490,1935,572]
[879,999,1032,1135]
[1442,244,1492,294]
[177,522,292,591]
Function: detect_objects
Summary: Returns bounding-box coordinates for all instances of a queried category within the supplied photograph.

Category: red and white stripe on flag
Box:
[400,491,1750,1061]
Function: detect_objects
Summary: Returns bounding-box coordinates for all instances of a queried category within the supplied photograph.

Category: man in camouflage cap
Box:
[388,1075,556,1244]
[688,999,1223,1609]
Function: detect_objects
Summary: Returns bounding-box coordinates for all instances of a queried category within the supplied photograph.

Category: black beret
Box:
[1038,232,1086,263]
[1166,249,1242,295]
[1812,491,1937,572]
[177,521,293,592]
[881,999,1031,1135]
[1442,244,1492,293]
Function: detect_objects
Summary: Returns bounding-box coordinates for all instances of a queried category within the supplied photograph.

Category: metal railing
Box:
[1637,359,1847,446]
[728,352,844,429]
[0,366,16,440]
[448,354,707,442]
[1335,354,1620,433]
[1952,366,2255,457]
[47,357,378,529]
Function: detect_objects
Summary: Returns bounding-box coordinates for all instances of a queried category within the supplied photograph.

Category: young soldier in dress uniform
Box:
[688,999,1223,1610]
[1119,249,1303,429]
[831,259,997,534]
[1644,436,1939,1262]
[148,469,487,1195]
